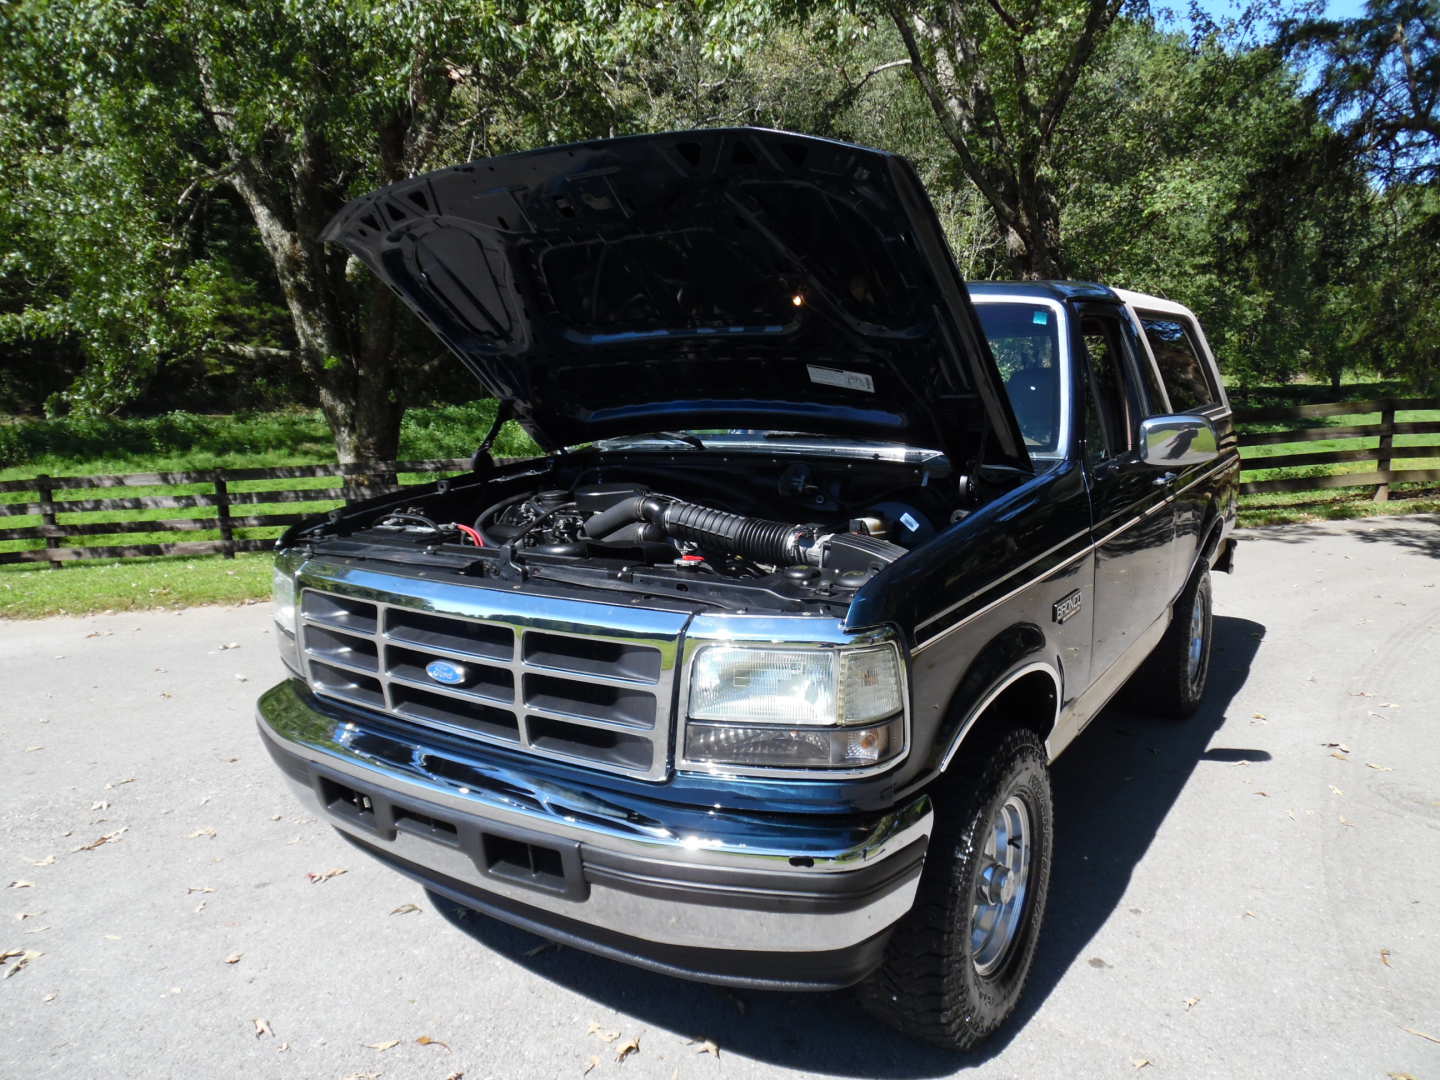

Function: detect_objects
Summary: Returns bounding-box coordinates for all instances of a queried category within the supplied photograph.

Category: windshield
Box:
[973,300,1067,457]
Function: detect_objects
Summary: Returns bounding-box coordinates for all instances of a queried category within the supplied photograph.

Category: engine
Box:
[468,485,910,576]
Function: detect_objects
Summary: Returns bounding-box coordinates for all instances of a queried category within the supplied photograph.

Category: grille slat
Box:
[298,585,680,780]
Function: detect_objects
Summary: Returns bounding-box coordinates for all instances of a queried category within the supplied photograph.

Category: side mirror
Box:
[1138,415,1218,468]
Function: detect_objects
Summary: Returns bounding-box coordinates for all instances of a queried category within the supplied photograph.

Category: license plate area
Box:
[312,767,587,901]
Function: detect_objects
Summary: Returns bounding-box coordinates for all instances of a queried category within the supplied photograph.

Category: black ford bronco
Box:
[257,128,1240,1049]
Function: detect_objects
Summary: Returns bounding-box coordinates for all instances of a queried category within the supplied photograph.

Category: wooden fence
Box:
[1236,397,1440,502]
[0,459,473,568]
[3,398,1437,568]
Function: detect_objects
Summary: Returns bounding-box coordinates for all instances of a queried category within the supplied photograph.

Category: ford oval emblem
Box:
[424,659,468,686]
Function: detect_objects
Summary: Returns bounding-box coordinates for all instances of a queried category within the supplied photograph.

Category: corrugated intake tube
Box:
[582,496,816,564]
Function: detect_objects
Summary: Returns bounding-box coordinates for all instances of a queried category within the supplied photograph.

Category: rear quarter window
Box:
[1137,312,1219,413]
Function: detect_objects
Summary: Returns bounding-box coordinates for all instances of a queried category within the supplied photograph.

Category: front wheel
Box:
[859,729,1053,1051]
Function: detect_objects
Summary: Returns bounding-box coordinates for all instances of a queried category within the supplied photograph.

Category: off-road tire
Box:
[1133,563,1213,718]
[859,729,1053,1051]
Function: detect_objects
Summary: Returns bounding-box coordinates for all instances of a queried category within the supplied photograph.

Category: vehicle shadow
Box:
[430,614,1267,1077]
[1241,513,1440,558]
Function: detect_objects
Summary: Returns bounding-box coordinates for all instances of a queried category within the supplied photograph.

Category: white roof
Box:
[1109,287,1197,320]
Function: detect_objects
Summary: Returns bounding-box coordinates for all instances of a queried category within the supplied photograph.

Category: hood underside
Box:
[323,127,1028,469]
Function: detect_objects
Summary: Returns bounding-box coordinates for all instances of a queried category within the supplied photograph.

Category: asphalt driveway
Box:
[3,516,1438,1079]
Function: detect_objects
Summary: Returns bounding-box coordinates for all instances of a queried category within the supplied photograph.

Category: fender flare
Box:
[938,659,1062,772]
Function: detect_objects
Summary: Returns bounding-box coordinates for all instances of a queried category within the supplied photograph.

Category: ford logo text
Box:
[424,659,469,686]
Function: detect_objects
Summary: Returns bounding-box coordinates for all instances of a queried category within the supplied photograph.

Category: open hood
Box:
[323,128,1028,469]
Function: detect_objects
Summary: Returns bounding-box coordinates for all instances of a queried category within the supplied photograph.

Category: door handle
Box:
[1153,471,1177,488]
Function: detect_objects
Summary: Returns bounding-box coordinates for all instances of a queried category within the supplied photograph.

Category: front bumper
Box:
[257,679,932,990]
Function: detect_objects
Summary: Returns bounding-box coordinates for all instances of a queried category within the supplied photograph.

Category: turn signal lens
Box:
[684,717,902,769]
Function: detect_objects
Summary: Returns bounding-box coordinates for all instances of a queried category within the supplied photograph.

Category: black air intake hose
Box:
[582,495,815,564]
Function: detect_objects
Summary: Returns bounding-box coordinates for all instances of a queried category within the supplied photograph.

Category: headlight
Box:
[271,566,297,635]
[684,643,905,771]
[271,559,302,675]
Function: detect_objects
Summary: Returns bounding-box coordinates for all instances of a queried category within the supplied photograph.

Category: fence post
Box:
[213,468,235,558]
[35,474,63,570]
[1374,405,1395,502]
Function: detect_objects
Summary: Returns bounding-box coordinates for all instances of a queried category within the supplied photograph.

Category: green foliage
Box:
[0,402,538,473]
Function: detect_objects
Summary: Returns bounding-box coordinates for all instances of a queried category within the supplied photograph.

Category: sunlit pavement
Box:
[3,516,1438,1079]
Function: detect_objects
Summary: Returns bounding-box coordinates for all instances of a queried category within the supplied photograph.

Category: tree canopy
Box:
[1,0,1435,457]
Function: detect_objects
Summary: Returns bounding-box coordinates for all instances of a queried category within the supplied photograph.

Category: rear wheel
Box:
[859,729,1053,1051]
[1135,563,1213,718]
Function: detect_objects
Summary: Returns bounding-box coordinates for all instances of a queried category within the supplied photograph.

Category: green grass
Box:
[0,551,274,619]
[1236,402,1440,525]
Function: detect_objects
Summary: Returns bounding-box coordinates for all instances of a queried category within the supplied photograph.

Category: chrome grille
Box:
[297,581,688,781]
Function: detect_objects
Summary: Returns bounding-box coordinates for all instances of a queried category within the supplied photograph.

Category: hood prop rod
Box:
[470,400,516,473]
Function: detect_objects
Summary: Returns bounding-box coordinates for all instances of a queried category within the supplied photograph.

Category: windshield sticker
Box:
[807,365,875,394]
[1032,310,1049,325]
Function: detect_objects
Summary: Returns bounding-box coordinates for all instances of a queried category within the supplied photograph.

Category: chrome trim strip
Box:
[914,456,1238,655]
[939,661,1061,771]
[914,525,1092,638]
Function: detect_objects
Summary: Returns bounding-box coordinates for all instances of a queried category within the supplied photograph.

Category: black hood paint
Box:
[323,128,1028,468]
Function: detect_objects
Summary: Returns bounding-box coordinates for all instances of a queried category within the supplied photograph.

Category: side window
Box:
[1139,313,1218,412]
[1081,315,1131,463]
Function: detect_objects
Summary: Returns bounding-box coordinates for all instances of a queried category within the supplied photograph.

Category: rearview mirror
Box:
[1138,415,1218,468]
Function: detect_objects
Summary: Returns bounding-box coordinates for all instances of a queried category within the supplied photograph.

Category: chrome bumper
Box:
[257,679,931,979]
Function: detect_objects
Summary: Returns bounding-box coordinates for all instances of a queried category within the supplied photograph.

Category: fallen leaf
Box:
[444,1073,464,1080]
[194,901,207,914]
[219,642,240,650]
[365,1039,400,1052]
[1401,1026,1440,1045]
[1230,759,1250,767]
[1088,957,1111,969]
[104,778,136,789]
[1251,712,1266,719]
[234,673,248,683]
[1132,1059,1151,1070]
[340,1074,380,1080]
[224,952,242,965]
[1366,762,1393,771]
[73,827,127,852]
[583,1056,601,1076]
[24,746,43,752]
[723,989,748,1016]
[1243,910,1258,919]
[187,827,217,839]
[1380,948,1391,967]
[1329,785,1344,797]
[253,1018,274,1039]
[1183,996,1199,1011]
[307,868,348,884]
[42,992,56,1002]
[90,801,109,811]
[7,882,34,890]
[1339,816,1355,827]
[0,948,23,962]
[1253,791,1269,798]
[26,855,56,867]
[615,1033,641,1063]
[587,1021,620,1043]
[524,941,558,958]
[417,1035,450,1051]
[388,903,420,915]
[1322,742,1351,753]
[1387,1072,1418,1080]
[690,1037,720,1058]
[3,949,41,978]
[1330,752,1349,762]
[186,886,215,895]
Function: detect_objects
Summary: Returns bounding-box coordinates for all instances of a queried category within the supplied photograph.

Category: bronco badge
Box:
[1052,589,1082,625]
[424,659,469,686]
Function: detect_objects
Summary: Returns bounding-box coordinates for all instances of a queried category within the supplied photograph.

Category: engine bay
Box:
[293,448,969,614]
